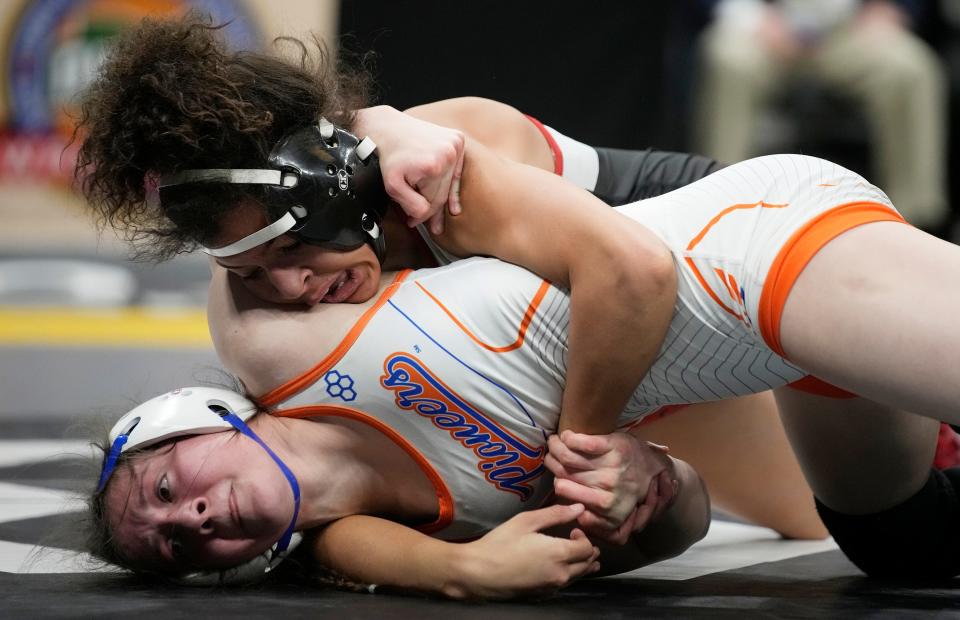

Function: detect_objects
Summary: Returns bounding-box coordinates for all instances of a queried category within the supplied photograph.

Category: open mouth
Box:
[321,270,362,304]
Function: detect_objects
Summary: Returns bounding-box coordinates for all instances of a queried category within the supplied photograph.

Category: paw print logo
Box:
[324,370,357,402]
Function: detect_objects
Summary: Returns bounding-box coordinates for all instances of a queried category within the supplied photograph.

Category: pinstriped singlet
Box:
[266,154,900,539]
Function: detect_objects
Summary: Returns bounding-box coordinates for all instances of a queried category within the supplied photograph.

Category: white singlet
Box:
[263,154,904,539]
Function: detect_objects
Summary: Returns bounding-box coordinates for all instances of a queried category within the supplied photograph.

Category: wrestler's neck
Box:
[249,413,439,529]
[380,205,440,271]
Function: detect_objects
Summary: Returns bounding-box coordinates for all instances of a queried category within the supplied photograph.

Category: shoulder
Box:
[404,97,553,172]
[207,265,313,395]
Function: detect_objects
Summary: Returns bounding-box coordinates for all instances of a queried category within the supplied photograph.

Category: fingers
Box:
[576,509,621,538]
[513,503,585,532]
[427,211,445,236]
[651,470,679,520]
[566,557,602,581]
[564,528,600,562]
[554,478,611,508]
[548,435,596,471]
[383,172,433,224]
[447,152,463,216]
[581,472,678,544]
[646,440,670,454]
[553,479,624,525]
[544,452,570,479]
[563,528,602,580]
[593,509,638,546]
[623,476,660,537]
[559,430,613,456]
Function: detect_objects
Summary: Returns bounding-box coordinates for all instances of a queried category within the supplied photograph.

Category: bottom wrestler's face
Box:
[211,203,382,306]
[104,430,295,574]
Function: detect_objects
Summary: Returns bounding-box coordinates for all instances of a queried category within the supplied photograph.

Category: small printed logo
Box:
[380,353,545,500]
[324,370,357,402]
[714,267,751,327]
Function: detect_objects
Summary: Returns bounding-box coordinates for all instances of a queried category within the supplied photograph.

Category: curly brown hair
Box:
[74,13,373,260]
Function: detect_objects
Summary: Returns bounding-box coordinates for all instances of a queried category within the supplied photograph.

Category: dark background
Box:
[340,0,959,228]
[338,1,677,149]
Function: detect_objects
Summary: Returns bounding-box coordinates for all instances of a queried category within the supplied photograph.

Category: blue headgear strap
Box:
[96,434,129,493]
[218,411,301,556]
[95,409,301,558]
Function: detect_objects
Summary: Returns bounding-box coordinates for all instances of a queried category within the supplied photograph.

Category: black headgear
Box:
[158,118,390,261]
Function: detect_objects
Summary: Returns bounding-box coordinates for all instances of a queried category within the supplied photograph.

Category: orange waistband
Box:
[758,201,905,359]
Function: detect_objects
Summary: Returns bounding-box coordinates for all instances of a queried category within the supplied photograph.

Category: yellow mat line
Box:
[0,307,212,348]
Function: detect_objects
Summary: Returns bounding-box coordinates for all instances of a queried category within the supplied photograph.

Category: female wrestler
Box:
[74,14,826,548]
[93,147,947,594]
[77,16,960,585]
[199,151,952,590]
[93,381,709,596]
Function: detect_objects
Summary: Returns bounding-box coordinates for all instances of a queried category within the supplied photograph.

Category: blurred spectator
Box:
[693,0,948,231]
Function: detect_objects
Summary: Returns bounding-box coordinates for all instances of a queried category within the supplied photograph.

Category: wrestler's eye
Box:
[278,239,302,254]
[157,475,173,503]
[236,268,262,281]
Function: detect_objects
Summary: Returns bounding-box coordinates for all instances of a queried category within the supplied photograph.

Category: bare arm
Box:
[357,105,676,434]
[311,505,599,600]
[404,97,556,173]
[439,136,676,434]
[309,463,708,598]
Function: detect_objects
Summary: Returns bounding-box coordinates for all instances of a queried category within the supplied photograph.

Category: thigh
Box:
[773,386,938,514]
[778,222,960,420]
[630,393,827,539]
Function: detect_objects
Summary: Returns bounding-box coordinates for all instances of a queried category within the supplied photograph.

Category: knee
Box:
[816,468,960,579]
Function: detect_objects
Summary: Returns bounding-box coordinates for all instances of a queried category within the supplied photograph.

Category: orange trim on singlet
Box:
[685,202,789,320]
[257,270,413,407]
[787,375,858,399]
[715,268,740,303]
[524,114,563,176]
[414,279,552,353]
[758,201,906,358]
[272,404,455,536]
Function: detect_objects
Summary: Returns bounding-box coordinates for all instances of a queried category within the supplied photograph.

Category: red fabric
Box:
[934,423,960,470]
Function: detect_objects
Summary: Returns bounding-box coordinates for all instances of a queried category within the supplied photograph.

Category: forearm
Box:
[444,139,676,434]
[357,107,679,435]
[405,105,678,434]
[312,515,475,599]
[560,253,675,434]
[594,458,711,576]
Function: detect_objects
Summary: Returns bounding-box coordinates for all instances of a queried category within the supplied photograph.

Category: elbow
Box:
[685,470,712,551]
[669,461,712,555]
[691,474,712,547]
[609,235,676,304]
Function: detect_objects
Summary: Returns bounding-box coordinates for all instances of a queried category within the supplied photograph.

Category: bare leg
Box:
[779,222,960,422]
[773,387,954,577]
[630,392,827,540]
[773,388,938,514]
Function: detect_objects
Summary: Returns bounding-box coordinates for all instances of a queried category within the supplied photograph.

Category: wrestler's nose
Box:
[266,266,308,301]
[172,497,214,534]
